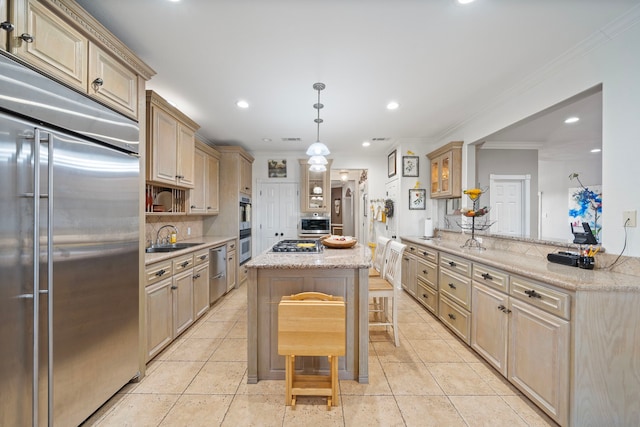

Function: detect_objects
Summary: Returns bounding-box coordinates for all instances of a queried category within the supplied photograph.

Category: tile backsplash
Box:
[145,216,204,246]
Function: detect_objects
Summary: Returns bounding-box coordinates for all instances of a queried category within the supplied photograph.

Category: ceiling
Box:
[75,0,639,157]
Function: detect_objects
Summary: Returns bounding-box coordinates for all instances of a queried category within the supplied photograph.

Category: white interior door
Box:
[257,182,299,253]
[489,174,530,237]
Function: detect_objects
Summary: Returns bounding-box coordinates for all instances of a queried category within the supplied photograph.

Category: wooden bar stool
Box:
[278,292,346,410]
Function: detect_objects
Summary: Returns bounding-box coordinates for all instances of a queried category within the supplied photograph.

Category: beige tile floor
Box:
[83,282,558,427]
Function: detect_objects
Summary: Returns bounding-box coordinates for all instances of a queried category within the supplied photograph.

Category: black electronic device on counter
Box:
[571,222,598,245]
[547,252,580,267]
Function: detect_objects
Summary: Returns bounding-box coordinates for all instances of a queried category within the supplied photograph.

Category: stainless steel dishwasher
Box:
[209,245,227,303]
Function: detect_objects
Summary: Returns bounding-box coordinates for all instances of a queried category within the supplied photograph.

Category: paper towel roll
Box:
[424,218,434,238]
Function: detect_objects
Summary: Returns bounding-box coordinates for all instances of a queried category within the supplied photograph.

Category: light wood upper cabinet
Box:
[7,0,154,119]
[427,141,462,199]
[146,90,199,189]
[1,1,7,48]
[189,140,220,215]
[88,42,138,118]
[299,158,333,213]
[240,156,252,195]
[11,0,88,89]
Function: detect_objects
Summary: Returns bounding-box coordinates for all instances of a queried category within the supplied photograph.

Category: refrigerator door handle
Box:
[32,127,41,427]
[45,130,54,426]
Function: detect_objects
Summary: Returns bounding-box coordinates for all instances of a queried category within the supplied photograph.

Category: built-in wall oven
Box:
[239,195,251,230]
[239,229,251,264]
[239,195,252,264]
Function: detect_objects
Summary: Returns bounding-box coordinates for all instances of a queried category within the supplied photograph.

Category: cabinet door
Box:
[401,253,416,297]
[173,269,195,337]
[430,157,440,196]
[150,105,178,184]
[440,152,451,195]
[299,159,332,213]
[146,278,173,362]
[227,250,237,292]
[88,42,138,118]
[1,1,7,49]
[206,154,220,214]
[508,298,570,426]
[193,263,209,319]
[471,282,508,376]
[177,124,195,188]
[12,0,87,89]
[240,157,252,195]
[189,148,207,214]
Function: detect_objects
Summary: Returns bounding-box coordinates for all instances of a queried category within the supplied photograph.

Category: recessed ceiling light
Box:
[564,116,580,124]
[386,101,399,110]
[457,0,475,4]
[262,138,272,142]
[168,0,180,2]
[591,148,602,153]
[236,100,249,109]
[362,141,371,147]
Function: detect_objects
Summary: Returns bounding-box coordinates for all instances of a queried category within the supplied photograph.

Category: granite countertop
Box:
[246,243,371,270]
[144,235,236,265]
[401,236,640,292]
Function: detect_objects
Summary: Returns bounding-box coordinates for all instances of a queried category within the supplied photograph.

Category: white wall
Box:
[539,158,602,242]
[436,16,640,256]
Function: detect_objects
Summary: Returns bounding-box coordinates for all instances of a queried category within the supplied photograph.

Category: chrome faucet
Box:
[156,224,178,246]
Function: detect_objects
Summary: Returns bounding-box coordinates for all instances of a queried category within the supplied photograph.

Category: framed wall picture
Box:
[402,156,419,177]
[388,150,397,178]
[409,189,426,210]
[268,159,287,178]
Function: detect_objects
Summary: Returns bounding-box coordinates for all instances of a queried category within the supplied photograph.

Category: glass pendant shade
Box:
[308,155,328,165]
[309,164,327,172]
[306,142,330,156]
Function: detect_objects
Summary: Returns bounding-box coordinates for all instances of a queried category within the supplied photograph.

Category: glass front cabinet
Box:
[299,158,333,213]
[427,141,462,199]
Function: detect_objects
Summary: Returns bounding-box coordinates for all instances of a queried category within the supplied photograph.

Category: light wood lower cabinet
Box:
[471,266,570,426]
[508,298,569,426]
[401,252,417,297]
[173,268,195,336]
[145,277,173,361]
[227,250,237,292]
[471,282,509,376]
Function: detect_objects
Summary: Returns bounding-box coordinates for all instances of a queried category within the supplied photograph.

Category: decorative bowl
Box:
[321,236,357,249]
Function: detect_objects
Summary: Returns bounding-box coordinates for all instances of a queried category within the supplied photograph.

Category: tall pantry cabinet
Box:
[204,146,254,285]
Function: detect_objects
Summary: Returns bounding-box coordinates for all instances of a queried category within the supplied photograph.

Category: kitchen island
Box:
[245,243,371,384]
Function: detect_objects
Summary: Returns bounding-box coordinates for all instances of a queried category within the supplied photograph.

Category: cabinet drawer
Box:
[510,275,570,320]
[439,294,471,344]
[439,268,472,310]
[193,249,209,266]
[472,263,509,293]
[227,240,237,252]
[145,260,173,286]
[440,253,471,277]
[417,280,438,315]
[417,258,437,289]
[406,244,438,263]
[173,254,194,272]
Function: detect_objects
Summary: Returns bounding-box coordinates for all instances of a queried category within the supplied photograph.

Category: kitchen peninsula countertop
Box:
[144,235,236,265]
[401,235,640,292]
[246,243,371,270]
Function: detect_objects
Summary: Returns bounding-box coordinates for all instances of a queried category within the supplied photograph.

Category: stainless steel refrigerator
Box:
[0,53,140,426]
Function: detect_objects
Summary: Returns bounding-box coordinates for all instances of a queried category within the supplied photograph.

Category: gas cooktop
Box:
[271,239,323,253]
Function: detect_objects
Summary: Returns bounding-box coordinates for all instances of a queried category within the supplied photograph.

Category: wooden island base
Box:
[246,246,370,384]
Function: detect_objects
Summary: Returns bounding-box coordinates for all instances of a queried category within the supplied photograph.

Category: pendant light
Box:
[306,82,330,157]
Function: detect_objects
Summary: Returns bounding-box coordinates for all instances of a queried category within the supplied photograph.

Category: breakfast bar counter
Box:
[245,243,371,384]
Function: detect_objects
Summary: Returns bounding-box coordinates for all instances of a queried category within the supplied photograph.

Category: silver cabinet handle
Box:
[20,33,34,43]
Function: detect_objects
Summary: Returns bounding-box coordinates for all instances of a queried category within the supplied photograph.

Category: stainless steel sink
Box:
[145,242,203,253]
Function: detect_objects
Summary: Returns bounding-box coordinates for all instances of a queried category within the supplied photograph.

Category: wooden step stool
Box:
[277,292,346,410]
